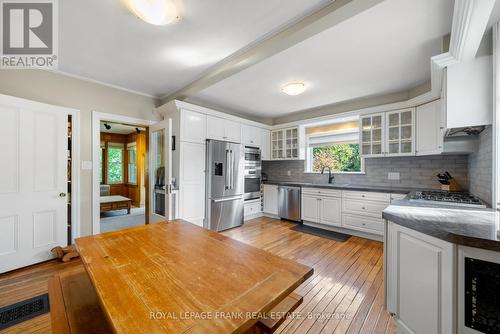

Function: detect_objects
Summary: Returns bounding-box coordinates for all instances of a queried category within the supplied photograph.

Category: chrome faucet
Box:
[321,166,335,184]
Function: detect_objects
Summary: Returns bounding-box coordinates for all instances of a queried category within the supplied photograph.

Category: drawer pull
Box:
[362,207,366,210]
[362,195,365,197]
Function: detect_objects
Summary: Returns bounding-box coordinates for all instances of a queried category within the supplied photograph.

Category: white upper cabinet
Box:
[385,108,415,156]
[261,129,270,160]
[271,127,299,160]
[241,124,262,146]
[180,109,206,143]
[446,55,492,128]
[360,108,415,157]
[416,100,444,156]
[360,113,385,157]
[206,115,241,143]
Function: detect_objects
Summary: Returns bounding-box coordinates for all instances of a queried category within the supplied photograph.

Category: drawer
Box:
[342,190,390,203]
[100,203,113,212]
[116,202,130,210]
[342,214,384,235]
[244,202,261,216]
[342,199,387,218]
[302,187,341,198]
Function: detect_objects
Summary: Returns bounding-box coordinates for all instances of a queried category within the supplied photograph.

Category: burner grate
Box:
[0,294,50,330]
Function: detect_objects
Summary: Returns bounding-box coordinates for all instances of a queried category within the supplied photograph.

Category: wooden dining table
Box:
[75,220,313,333]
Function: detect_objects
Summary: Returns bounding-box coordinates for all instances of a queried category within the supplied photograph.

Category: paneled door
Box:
[150,118,172,223]
[0,95,68,273]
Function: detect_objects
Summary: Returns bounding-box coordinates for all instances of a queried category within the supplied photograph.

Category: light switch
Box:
[287,170,291,176]
[388,172,400,180]
[81,161,93,170]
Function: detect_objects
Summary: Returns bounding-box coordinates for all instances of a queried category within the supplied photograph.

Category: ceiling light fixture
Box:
[281,81,306,96]
[127,0,179,26]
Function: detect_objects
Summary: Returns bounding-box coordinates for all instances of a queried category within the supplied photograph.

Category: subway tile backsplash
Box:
[468,126,493,205]
[262,155,469,191]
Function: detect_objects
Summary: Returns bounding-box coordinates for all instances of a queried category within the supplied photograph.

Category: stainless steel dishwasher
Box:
[278,186,301,222]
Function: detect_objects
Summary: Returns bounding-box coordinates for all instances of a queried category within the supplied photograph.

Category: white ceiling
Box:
[59,0,330,97]
[100,122,145,135]
[189,0,454,119]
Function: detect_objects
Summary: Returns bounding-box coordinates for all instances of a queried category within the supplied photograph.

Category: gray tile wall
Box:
[263,155,469,190]
[468,126,493,205]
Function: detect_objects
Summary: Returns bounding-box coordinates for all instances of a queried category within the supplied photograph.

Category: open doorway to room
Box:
[99,121,148,233]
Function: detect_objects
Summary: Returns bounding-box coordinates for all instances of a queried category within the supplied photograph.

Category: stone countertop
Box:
[383,200,500,252]
[263,180,413,194]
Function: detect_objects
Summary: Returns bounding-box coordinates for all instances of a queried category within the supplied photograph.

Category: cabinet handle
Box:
[361,195,365,197]
[362,207,366,210]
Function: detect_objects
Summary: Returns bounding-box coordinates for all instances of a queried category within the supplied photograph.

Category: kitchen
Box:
[0,0,499,334]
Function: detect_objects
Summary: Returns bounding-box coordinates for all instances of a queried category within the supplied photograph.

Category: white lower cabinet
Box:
[301,195,320,223]
[301,188,341,227]
[320,197,342,227]
[263,185,278,216]
[386,221,455,334]
[244,200,262,220]
[301,189,407,237]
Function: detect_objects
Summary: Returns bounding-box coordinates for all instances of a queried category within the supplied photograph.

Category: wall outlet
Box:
[287,170,292,176]
[388,172,400,180]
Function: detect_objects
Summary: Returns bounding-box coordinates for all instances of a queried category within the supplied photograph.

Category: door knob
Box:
[59,193,66,198]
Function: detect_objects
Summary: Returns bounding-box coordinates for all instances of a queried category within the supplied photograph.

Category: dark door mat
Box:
[0,294,50,330]
[291,224,351,242]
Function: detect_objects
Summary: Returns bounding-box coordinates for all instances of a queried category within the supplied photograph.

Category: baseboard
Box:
[244,212,263,221]
[303,221,383,242]
[262,213,280,219]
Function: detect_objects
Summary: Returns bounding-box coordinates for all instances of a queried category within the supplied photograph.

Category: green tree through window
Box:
[108,146,123,183]
[312,144,361,172]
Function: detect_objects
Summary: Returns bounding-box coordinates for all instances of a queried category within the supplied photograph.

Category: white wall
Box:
[0,70,158,236]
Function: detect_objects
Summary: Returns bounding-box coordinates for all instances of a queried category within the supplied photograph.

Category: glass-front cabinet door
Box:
[360,113,385,157]
[386,108,415,156]
[285,127,298,159]
[271,129,284,159]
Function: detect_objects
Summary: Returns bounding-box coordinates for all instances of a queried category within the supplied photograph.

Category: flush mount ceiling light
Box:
[127,0,179,26]
[281,81,306,96]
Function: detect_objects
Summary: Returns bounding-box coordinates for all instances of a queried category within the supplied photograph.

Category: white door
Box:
[416,100,444,156]
[320,197,341,226]
[0,95,68,273]
[149,118,172,223]
[301,196,319,223]
[263,185,278,215]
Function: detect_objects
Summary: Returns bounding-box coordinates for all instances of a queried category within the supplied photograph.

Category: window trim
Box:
[107,143,125,184]
[127,142,137,185]
[304,127,365,174]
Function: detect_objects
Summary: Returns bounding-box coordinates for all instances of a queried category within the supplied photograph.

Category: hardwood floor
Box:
[0,217,395,334]
[222,217,396,334]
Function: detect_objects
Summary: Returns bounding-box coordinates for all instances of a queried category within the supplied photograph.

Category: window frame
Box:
[304,127,365,174]
[127,142,137,185]
[107,143,125,184]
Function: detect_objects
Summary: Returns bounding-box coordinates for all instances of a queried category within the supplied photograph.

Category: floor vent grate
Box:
[0,294,50,330]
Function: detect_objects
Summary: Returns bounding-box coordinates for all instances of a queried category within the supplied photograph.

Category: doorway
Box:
[92,112,154,235]
[98,121,148,233]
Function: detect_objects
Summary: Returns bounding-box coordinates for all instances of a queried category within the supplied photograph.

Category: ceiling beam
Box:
[159,0,384,105]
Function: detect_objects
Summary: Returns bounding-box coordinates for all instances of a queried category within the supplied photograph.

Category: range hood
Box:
[442,135,479,154]
[444,126,486,137]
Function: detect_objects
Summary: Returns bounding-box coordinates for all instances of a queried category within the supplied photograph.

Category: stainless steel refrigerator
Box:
[205,140,244,231]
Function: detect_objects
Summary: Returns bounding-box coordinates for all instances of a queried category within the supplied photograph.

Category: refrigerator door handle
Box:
[212,195,242,203]
[230,149,234,190]
[225,149,230,190]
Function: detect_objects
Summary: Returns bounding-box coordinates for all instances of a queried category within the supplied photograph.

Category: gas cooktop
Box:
[409,190,487,208]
